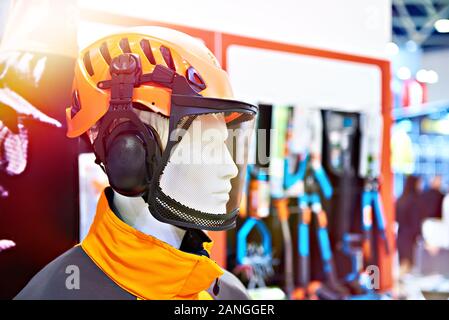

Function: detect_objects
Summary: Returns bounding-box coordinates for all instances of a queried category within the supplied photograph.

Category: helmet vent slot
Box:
[119,38,132,54]
[140,39,156,65]
[83,51,94,76]
[71,90,81,119]
[160,45,176,71]
[100,42,112,65]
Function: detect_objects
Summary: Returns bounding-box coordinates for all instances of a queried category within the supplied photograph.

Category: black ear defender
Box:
[103,121,161,196]
[92,53,162,197]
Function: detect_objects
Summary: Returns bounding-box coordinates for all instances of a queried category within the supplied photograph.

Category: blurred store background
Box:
[0,0,448,300]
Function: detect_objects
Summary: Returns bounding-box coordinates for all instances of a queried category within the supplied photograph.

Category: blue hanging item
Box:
[283,152,347,299]
[235,164,274,293]
[313,164,333,199]
[284,152,333,199]
[237,166,272,265]
[341,233,383,300]
[236,217,272,265]
[284,153,307,190]
[361,178,390,258]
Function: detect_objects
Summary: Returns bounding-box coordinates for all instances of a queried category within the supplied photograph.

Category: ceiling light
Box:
[426,70,439,84]
[416,69,428,83]
[435,19,449,33]
[416,69,439,84]
[397,66,411,80]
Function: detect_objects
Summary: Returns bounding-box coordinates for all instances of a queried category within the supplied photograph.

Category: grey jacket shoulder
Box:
[14,246,134,300]
[209,269,250,300]
[15,245,249,300]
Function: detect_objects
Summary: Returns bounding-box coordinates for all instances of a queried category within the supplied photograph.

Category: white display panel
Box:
[78,153,109,241]
[228,45,382,113]
[79,0,391,58]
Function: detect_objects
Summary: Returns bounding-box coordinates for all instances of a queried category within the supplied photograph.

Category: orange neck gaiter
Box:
[81,190,224,300]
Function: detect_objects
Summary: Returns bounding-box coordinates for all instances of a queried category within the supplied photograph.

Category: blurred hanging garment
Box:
[395,176,422,264]
[0,119,28,176]
[0,87,61,177]
[419,186,444,221]
[0,0,79,299]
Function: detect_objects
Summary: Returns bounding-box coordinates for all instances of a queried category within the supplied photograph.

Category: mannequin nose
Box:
[220,147,238,180]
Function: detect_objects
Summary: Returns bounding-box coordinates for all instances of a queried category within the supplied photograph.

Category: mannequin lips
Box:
[211,182,232,202]
[212,182,232,194]
[212,192,230,203]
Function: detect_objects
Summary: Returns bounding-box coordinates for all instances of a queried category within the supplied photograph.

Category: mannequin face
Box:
[159,113,238,214]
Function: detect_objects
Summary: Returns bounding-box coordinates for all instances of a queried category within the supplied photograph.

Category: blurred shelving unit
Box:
[392,100,449,195]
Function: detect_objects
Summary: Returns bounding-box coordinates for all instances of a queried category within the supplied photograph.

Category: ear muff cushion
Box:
[103,120,161,197]
[106,133,149,196]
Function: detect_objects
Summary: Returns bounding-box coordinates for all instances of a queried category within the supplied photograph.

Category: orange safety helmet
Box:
[66,26,233,138]
[66,26,258,231]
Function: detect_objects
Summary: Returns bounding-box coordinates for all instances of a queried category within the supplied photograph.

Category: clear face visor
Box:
[148,96,257,230]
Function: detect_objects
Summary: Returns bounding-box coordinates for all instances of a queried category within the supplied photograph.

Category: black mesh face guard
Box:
[146,96,257,231]
[94,53,258,231]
